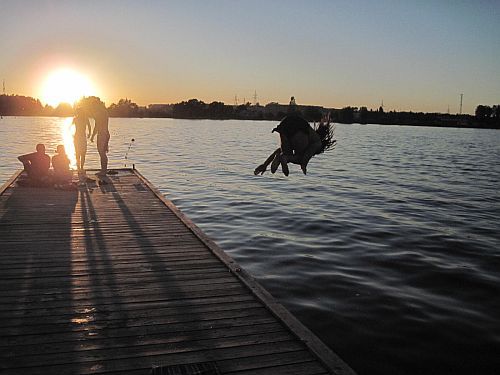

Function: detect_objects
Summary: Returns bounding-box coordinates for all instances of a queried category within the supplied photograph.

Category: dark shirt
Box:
[19,152,50,179]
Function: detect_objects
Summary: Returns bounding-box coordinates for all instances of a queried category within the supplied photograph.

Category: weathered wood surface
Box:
[0,169,355,375]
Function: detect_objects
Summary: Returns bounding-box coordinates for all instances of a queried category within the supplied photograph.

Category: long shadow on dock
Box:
[94,176,246,371]
[0,184,79,373]
[76,184,135,362]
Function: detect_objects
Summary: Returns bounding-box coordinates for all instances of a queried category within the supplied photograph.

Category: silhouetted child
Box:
[52,145,72,187]
[17,144,51,187]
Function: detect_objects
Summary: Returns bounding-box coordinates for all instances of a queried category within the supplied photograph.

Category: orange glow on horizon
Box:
[40,68,97,107]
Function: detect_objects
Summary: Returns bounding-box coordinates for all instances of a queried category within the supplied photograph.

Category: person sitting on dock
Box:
[17,143,51,187]
[254,114,336,176]
[52,145,73,187]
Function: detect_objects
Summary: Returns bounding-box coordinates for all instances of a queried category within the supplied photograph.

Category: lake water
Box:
[1,117,499,374]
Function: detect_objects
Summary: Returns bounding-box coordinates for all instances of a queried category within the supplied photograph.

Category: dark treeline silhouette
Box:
[0,94,45,116]
[1,94,499,128]
[475,105,500,128]
[0,94,74,117]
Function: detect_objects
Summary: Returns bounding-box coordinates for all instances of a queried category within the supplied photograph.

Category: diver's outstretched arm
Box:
[254,148,280,175]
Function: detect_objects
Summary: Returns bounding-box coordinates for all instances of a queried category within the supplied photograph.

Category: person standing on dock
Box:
[73,107,91,172]
[90,103,110,175]
[78,96,110,175]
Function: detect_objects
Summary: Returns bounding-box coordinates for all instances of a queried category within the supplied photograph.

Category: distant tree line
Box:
[475,105,500,127]
[0,94,74,117]
[332,106,481,128]
[1,94,499,128]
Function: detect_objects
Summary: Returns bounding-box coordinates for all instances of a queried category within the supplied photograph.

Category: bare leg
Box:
[271,152,280,173]
[75,151,81,171]
[300,140,322,175]
[279,152,289,176]
[254,148,280,175]
[97,132,110,174]
[98,149,108,174]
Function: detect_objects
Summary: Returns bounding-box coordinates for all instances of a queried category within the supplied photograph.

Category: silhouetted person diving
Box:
[254,114,336,176]
[72,107,91,172]
[17,143,51,186]
[78,96,110,175]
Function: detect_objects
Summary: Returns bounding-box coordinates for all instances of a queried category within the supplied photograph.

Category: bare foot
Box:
[254,164,266,175]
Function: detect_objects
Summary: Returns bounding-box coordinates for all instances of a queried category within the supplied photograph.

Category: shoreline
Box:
[1,114,499,130]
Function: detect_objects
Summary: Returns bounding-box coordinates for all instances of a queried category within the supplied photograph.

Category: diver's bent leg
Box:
[300,141,322,175]
[271,153,281,173]
[254,148,281,175]
[281,160,289,176]
[280,154,289,176]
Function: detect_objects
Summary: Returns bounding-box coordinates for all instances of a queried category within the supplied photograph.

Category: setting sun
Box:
[41,68,96,107]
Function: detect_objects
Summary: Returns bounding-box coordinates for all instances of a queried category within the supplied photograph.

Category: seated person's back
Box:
[52,145,71,183]
[18,143,50,180]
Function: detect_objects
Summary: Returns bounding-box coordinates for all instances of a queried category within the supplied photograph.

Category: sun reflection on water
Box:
[60,117,77,169]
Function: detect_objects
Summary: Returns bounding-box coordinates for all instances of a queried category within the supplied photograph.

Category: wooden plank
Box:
[216,351,318,373]
[223,361,328,375]
[2,341,307,375]
[3,331,295,367]
[4,322,286,358]
[0,169,22,196]
[0,306,271,337]
[0,294,256,321]
[0,284,250,313]
[0,269,232,294]
[0,315,277,348]
[0,300,264,330]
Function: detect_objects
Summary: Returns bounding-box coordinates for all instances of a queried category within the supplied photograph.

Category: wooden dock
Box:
[0,169,355,375]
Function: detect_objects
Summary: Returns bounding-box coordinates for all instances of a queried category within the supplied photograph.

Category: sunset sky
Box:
[1,0,499,114]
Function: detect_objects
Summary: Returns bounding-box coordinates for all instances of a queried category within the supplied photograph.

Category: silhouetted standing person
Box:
[90,105,109,175]
[73,107,91,171]
[288,96,297,114]
[79,96,109,175]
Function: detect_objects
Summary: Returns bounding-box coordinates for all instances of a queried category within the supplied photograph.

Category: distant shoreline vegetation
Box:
[1,94,499,129]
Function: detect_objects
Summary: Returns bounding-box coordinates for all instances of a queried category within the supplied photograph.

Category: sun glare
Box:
[61,117,77,169]
[41,68,95,107]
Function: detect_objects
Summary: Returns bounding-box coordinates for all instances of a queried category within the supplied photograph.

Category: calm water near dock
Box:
[1,117,499,374]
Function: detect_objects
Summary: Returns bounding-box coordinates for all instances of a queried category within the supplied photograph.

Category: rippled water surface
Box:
[1,117,499,374]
